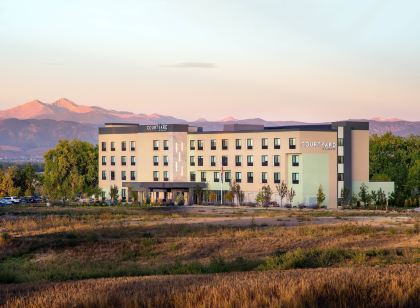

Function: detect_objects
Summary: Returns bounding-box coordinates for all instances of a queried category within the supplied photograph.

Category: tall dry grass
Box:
[1,265,419,308]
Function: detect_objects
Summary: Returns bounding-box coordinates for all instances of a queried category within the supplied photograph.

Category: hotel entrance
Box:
[123,182,207,205]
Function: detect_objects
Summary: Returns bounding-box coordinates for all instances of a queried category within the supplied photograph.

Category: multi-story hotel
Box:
[98,121,394,208]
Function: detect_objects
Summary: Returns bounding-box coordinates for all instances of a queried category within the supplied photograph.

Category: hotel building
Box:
[98,121,394,208]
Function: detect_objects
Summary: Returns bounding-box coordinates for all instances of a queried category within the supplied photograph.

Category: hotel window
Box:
[214,172,220,182]
[274,172,280,183]
[261,172,268,184]
[338,138,344,146]
[247,172,254,183]
[338,156,344,164]
[235,155,242,166]
[121,156,127,166]
[201,172,207,182]
[292,155,299,167]
[163,171,169,181]
[110,171,115,181]
[222,156,228,166]
[274,138,281,149]
[273,155,280,166]
[153,140,159,151]
[247,138,253,150]
[261,155,268,166]
[121,189,126,201]
[197,140,204,150]
[235,172,242,183]
[153,156,159,166]
[131,171,136,181]
[211,139,217,150]
[261,138,268,149]
[130,141,136,151]
[190,172,196,182]
[111,142,115,151]
[163,140,169,150]
[211,156,216,166]
[190,140,195,150]
[101,142,106,151]
[121,171,126,181]
[190,156,195,166]
[198,156,204,166]
[101,156,106,166]
[235,139,242,150]
[121,141,127,151]
[130,156,136,166]
[153,171,159,181]
[225,171,231,183]
[222,139,228,150]
[163,156,169,166]
[247,155,254,166]
[101,170,106,180]
[111,156,116,166]
[289,138,296,149]
[338,173,344,181]
[292,172,299,184]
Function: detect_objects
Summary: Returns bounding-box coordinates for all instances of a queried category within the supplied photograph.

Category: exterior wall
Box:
[98,129,188,198]
[187,129,338,208]
[351,130,369,182]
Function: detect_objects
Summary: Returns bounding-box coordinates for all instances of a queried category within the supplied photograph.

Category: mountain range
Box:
[0,98,419,161]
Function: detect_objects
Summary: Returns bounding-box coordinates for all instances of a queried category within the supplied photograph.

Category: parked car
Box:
[0,199,13,206]
[2,196,20,204]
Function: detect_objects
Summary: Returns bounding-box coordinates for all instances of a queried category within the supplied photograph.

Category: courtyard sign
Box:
[146,124,168,132]
[301,141,336,150]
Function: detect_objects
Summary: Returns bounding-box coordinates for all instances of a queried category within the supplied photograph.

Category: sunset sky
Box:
[1,0,419,121]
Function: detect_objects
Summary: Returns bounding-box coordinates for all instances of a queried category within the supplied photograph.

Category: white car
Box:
[3,197,20,204]
[0,199,13,206]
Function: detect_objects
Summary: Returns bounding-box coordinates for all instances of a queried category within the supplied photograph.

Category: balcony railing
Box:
[190,162,195,166]
[247,145,253,150]
[274,145,280,149]
[153,146,159,151]
[292,162,299,167]
[289,145,296,149]
[274,179,280,184]
[164,162,168,166]
[262,161,268,166]
[262,145,268,149]
[247,177,253,183]
[153,177,159,181]
[235,162,241,166]
[164,177,169,181]
[274,162,280,167]
[211,146,216,150]
[201,178,206,182]
[292,180,299,184]
[236,178,242,183]
[190,175,196,181]
[262,179,267,183]
[211,162,216,167]
[236,145,241,150]
[153,162,159,166]
[164,146,169,150]
[247,162,253,166]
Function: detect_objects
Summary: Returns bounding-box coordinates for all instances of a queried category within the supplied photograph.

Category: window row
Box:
[101,141,136,152]
[101,140,170,152]
[189,138,297,150]
[189,171,300,184]
[101,155,169,166]
[102,170,170,181]
[189,155,299,167]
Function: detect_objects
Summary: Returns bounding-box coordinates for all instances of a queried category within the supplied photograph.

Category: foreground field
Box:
[0,205,419,306]
[1,265,419,307]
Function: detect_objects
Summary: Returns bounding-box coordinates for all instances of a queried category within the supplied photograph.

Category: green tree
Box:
[225,190,234,205]
[358,183,369,207]
[256,185,273,206]
[407,160,420,195]
[276,181,288,207]
[109,185,119,203]
[0,167,20,197]
[43,140,98,200]
[370,133,420,205]
[316,185,326,208]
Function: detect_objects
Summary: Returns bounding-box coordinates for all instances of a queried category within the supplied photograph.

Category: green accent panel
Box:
[288,155,303,204]
[293,154,330,206]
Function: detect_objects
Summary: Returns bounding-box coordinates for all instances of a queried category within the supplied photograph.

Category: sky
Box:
[0,0,419,122]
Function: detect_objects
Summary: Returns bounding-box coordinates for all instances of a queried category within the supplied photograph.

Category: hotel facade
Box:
[98,121,394,208]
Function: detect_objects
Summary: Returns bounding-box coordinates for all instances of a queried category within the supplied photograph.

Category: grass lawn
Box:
[1,205,419,307]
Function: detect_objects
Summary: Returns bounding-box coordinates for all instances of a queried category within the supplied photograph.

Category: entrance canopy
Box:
[123,182,207,192]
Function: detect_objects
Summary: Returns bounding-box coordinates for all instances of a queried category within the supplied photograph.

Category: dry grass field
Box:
[0,205,419,307]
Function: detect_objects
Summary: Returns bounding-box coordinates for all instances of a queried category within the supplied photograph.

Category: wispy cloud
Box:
[164,62,217,69]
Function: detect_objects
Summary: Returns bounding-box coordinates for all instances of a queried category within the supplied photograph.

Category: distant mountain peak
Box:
[220,116,237,122]
[371,116,403,122]
[53,98,93,113]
